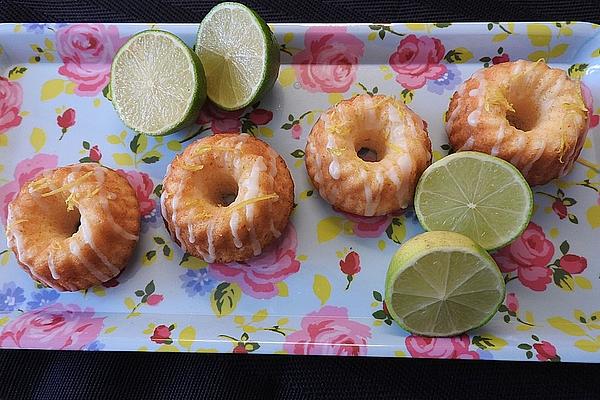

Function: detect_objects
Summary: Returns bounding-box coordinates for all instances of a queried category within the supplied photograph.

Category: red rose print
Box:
[492,54,510,64]
[559,254,587,274]
[493,223,554,291]
[146,294,164,306]
[533,340,559,361]
[389,34,447,90]
[57,108,76,130]
[340,251,361,290]
[89,145,102,162]
[340,251,361,275]
[150,325,172,344]
[505,293,519,313]
[57,108,76,140]
[248,109,273,125]
[197,102,245,133]
[551,199,568,219]
[233,344,248,354]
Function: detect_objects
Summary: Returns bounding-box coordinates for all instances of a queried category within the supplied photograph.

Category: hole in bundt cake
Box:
[354,137,386,163]
[357,147,379,162]
[207,172,239,207]
[505,87,540,132]
[220,192,238,207]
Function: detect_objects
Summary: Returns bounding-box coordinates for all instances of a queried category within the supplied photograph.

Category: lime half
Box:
[414,151,533,251]
[385,231,505,337]
[195,2,280,110]
[111,30,206,136]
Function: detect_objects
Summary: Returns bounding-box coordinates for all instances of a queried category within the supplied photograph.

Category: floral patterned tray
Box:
[0,22,599,361]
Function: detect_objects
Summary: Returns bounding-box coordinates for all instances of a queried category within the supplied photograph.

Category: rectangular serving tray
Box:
[0,22,599,361]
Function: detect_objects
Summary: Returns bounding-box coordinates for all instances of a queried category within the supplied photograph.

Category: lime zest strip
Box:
[41,171,94,198]
[229,193,279,211]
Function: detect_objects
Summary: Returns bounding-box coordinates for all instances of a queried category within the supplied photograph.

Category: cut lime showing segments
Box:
[385,231,505,337]
[111,30,206,136]
[195,2,280,111]
[414,151,533,251]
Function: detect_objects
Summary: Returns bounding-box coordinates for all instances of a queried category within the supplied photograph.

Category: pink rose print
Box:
[0,303,104,350]
[209,224,301,299]
[337,209,393,238]
[291,124,302,139]
[533,340,559,361]
[146,294,164,306]
[56,23,126,96]
[0,77,23,134]
[0,153,59,226]
[405,335,479,359]
[580,82,599,129]
[389,34,447,90]
[284,306,372,356]
[506,293,519,313]
[493,222,554,291]
[116,169,155,218]
[293,27,365,93]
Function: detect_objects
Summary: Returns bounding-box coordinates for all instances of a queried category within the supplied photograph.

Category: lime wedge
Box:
[195,2,280,111]
[111,30,206,136]
[385,231,505,337]
[414,151,533,251]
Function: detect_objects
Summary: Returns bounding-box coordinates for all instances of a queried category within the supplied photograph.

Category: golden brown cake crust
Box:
[305,94,432,216]
[5,163,140,291]
[160,133,294,263]
[446,60,589,186]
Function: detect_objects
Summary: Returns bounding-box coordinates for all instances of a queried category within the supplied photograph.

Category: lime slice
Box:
[195,2,280,110]
[111,30,207,136]
[385,231,505,337]
[414,151,533,251]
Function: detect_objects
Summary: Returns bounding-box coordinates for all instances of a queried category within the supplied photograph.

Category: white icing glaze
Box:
[509,135,526,164]
[445,104,462,134]
[328,161,341,180]
[460,136,475,151]
[229,210,243,248]
[170,182,187,253]
[467,110,481,127]
[205,222,216,263]
[490,124,506,156]
[69,240,111,282]
[522,139,546,176]
[325,134,341,180]
[361,170,376,216]
[244,157,267,256]
[80,219,120,275]
[47,252,60,280]
[187,223,196,244]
